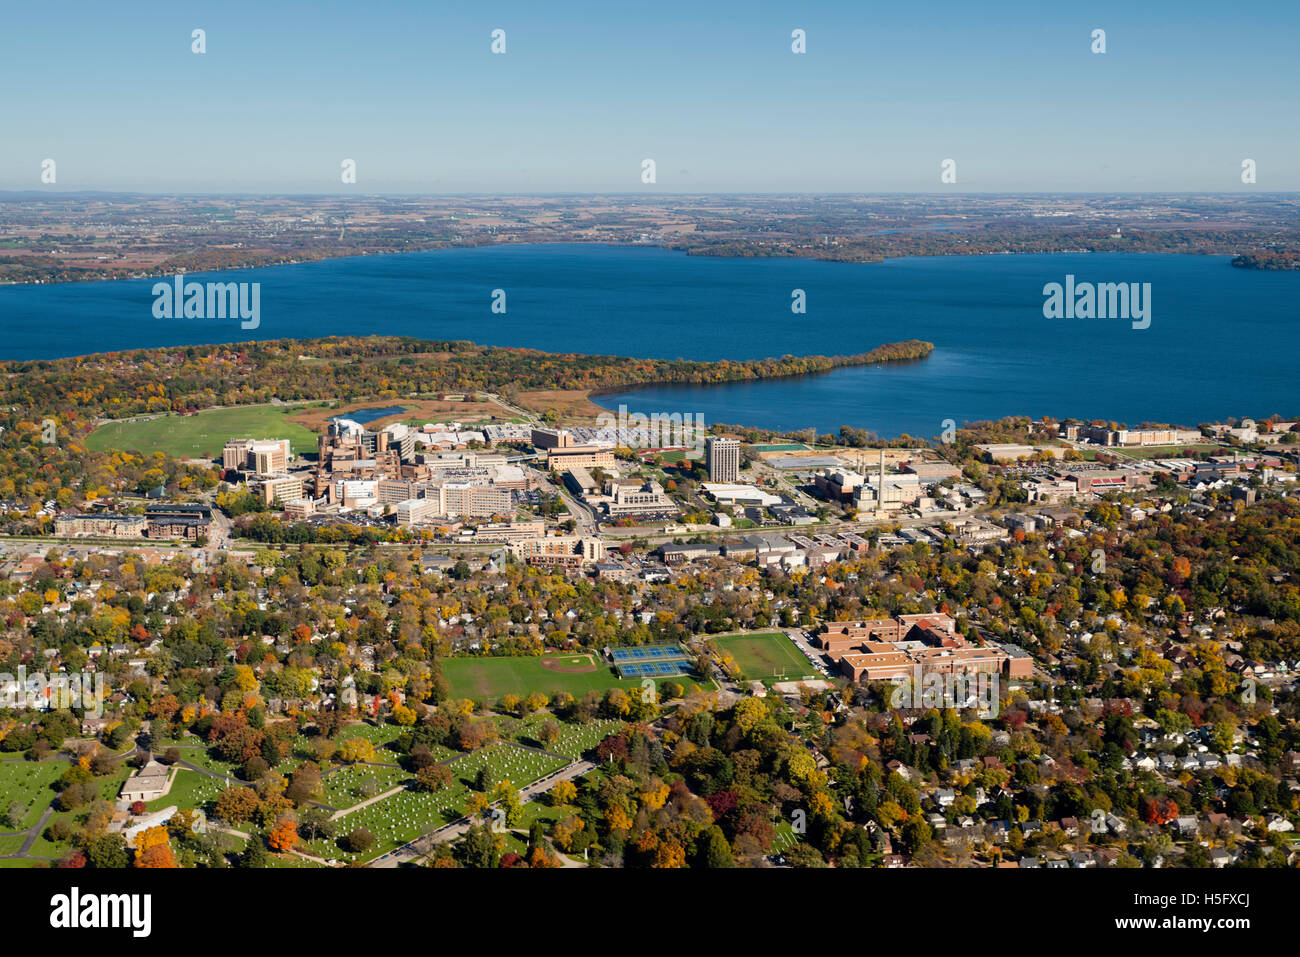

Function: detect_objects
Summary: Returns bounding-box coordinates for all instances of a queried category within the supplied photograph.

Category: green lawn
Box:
[335,723,406,749]
[145,767,228,814]
[320,763,410,811]
[302,742,573,864]
[442,655,630,702]
[0,759,66,830]
[86,405,319,459]
[709,632,813,682]
[176,748,243,780]
[512,716,626,759]
[642,449,702,463]
[442,656,707,704]
[447,743,567,791]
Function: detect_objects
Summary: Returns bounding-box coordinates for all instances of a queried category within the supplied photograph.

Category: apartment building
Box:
[705,436,741,483]
[146,517,209,540]
[509,535,606,568]
[54,514,148,538]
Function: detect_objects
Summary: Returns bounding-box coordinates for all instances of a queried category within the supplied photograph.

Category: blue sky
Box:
[0,0,1296,192]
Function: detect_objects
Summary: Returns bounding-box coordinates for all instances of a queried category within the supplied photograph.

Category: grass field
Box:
[443,655,638,702]
[321,763,409,811]
[86,405,319,459]
[145,767,228,814]
[303,742,571,863]
[0,760,65,830]
[709,632,812,682]
[513,716,626,758]
[441,655,709,703]
[641,449,702,463]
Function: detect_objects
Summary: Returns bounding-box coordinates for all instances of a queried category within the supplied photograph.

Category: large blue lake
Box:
[0,244,1295,437]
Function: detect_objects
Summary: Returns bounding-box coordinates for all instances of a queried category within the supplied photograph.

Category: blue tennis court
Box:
[610,644,692,678]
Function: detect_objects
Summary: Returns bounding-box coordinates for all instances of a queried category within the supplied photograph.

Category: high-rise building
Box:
[705,437,741,483]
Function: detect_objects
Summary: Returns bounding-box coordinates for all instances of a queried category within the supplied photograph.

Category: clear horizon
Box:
[1,0,1296,193]
[4,190,1299,199]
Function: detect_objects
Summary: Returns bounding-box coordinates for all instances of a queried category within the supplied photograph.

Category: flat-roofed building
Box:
[223,438,291,472]
[510,534,605,568]
[658,542,723,565]
[147,517,210,540]
[705,436,741,483]
[1065,424,1203,447]
[395,498,442,526]
[257,474,305,505]
[54,514,148,539]
[439,483,510,518]
[490,464,527,490]
[1056,466,1151,494]
[901,460,963,482]
[701,483,781,507]
[974,444,1065,463]
[283,499,315,520]
[563,467,599,497]
[547,445,616,471]
[377,479,423,505]
[474,520,546,543]
[144,504,213,521]
[604,480,678,518]
[851,475,921,511]
[815,468,866,501]
[816,613,1028,683]
[531,427,574,451]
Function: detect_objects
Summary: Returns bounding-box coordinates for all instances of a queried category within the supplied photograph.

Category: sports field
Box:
[441,653,703,702]
[86,405,320,459]
[709,632,811,682]
[442,654,625,701]
[750,443,810,453]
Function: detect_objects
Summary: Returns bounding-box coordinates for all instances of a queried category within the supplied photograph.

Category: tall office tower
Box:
[705,437,741,483]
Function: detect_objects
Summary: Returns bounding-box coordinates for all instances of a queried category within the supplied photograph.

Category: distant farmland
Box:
[86,405,320,459]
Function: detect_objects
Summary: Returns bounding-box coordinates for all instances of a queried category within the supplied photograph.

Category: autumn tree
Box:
[268,818,299,853]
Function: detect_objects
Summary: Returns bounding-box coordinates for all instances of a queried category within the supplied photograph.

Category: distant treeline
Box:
[676,228,1300,264]
[1231,250,1300,270]
[0,336,934,422]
